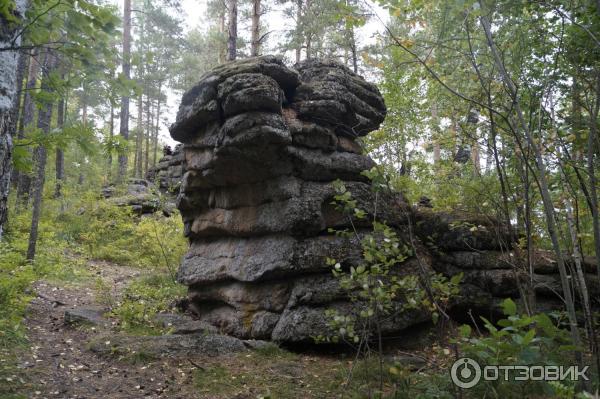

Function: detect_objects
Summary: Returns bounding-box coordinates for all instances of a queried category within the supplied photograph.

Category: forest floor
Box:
[13,257,413,399]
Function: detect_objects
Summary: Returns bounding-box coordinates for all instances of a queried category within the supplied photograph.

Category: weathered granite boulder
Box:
[170,56,596,344]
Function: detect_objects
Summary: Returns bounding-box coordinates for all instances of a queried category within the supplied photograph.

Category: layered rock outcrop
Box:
[171,57,419,342]
[416,210,600,318]
[171,56,599,343]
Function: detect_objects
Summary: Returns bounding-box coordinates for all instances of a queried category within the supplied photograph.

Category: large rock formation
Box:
[170,56,416,342]
[170,56,599,343]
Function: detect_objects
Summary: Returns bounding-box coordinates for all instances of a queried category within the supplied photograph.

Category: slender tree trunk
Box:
[565,186,599,373]
[251,0,261,56]
[8,46,27,193]
[346,13,358,74]
[587,76,600,284]
[1,0,29,237]
[27,52,56,260]
[11,48,28,153]
[152,82,162,168]
[135,93,143,178]
[304,0,312,59]
[118,0,132,181]
[108,102,114,180]
[144,98,152,176]
[431,102,441,163]
[54,95,65,198]
[16,49,39,205]
[78,99,87,186]
[226,0,237,61]
[218,2,226,64]
[144,94,151,177]
[480,10,584,365]
[295,0,302,62]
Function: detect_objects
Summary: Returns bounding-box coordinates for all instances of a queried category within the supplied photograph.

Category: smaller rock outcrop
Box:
[415,209,600,317]
[146,145,185,194]
[101,178,176,216]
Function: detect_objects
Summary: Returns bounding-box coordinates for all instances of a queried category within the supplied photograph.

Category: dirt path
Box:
[21,260,205,399]
[19,260,350,399]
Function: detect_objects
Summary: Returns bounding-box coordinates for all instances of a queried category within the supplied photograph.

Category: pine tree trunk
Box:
[27,52,56,260]
[144,101,155,176]
[218,5,226,64]
[135,93,143,178]
[144,94,151,177]
[295,0,302,62]
[226,0,237,61]
[1,0,29,237]
[54,96,65,198]
[108,102,114,180]
[251,0,261,56]
[347,25,358,73]
[152,82,162,167]
[118,0,132,181]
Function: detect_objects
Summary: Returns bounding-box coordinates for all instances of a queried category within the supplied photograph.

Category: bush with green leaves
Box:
[455,298,583,398]
[320,176,461,345]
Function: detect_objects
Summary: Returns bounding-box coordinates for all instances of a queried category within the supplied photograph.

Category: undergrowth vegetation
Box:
[109,273,186,335]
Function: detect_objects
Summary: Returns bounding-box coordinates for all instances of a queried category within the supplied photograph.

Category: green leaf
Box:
[458,324,472,337]
[501,298,517,316]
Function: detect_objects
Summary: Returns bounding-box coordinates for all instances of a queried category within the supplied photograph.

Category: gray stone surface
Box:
[89,333,247,358]
[64,307,107,326]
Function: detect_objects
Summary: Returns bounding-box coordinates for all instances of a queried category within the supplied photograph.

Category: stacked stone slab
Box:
[170,56,423,342]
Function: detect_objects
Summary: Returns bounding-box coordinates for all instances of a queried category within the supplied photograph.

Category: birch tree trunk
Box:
[108,102,114,180]
[0,0,29,238]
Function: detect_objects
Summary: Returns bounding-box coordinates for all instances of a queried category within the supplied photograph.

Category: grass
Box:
[190,345,357,398]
